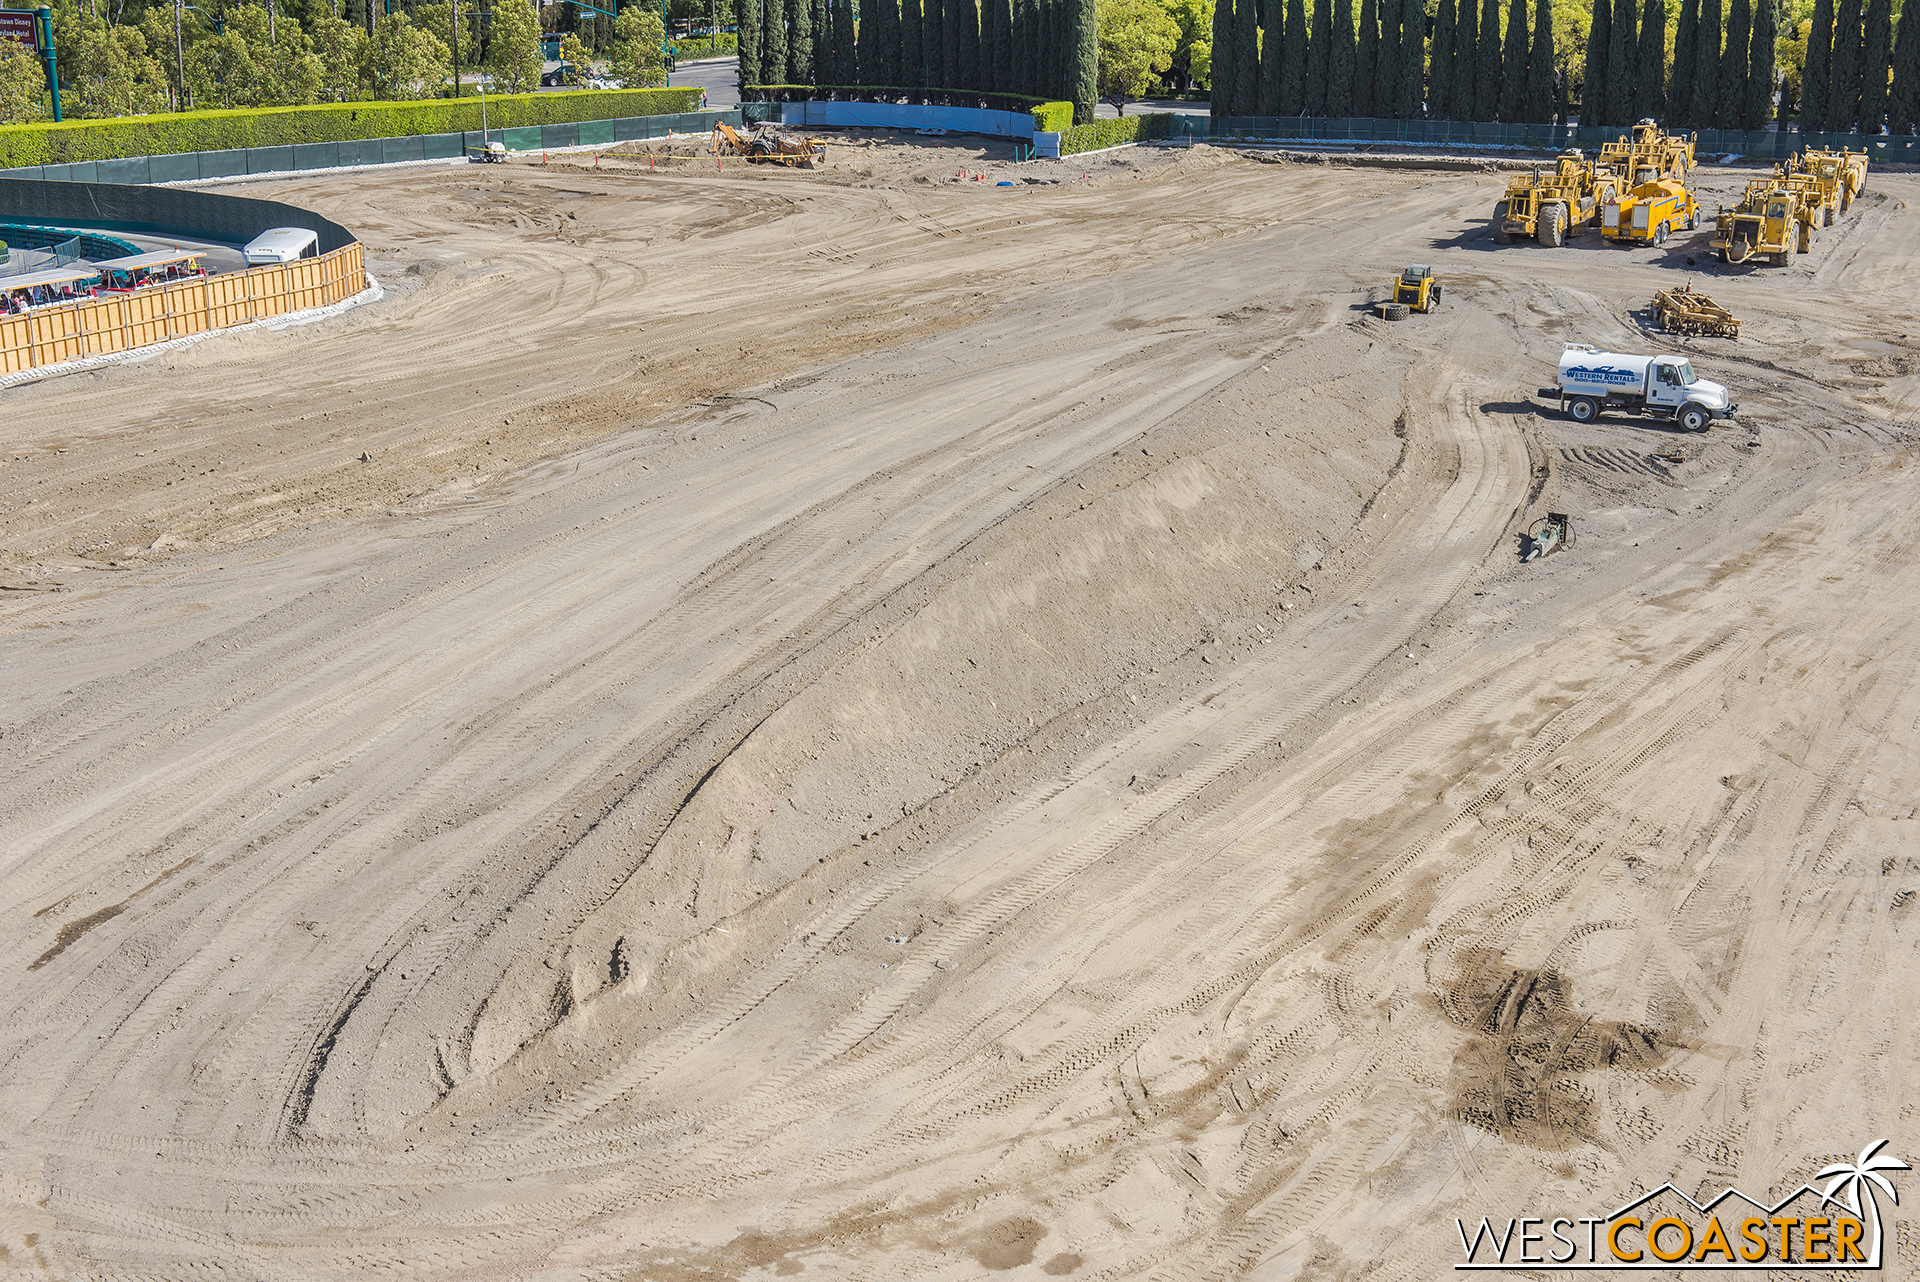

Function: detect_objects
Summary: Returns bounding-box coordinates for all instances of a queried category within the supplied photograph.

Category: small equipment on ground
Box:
[1652,283,1741,339]
[1382,264,1442,318]
[1493,151,1620,247]
[712,120,827,168]
[1547,343,1738,432]
[468,140,507,163]
[242,227,319,265]
[1520,512,1575,563]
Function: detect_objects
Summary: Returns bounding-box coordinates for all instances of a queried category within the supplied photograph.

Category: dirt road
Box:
[2,140,1918,1279]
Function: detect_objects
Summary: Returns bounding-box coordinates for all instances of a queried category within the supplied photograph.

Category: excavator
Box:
[712,121,828,169]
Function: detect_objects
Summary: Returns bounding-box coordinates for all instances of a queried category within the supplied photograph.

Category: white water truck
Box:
[1546,343,1738,432]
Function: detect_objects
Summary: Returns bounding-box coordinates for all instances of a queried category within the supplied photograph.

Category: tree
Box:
[0,34,50,122]
[488,0,543,91]
[764,0,788,81]
[606,3,667,84]
[1803,0,1832,126]
[1584,0,1609,119]
[1326,0,1354,109]
[1719,0,1748,124]
[1520,0,1553,117]
[987,0,1012,89]
[739,0,763,85]
[1689,0,1718,128]
[1253,0,1278,111]
[1474,0,1500,117]
[1671,0,1697,120]
[1096,0,1177,104]
[1744,0,1776,124]
[1604,0,1633,122]
[1500,0,1526,115]
[556,30,596,83]
[66,16,171,116]
[1210,0,1234,107]
[1451,0,1474,119]
[1828,0,1859,126]
[413,3,477,72]
[787,0,813,82]
[1281,0,1307,110]
[1891,0,1919,132]
[900,0,922,84]
[1397,0,1423,114]
[1430,0,1455,113]
[309,11,368,101]
[1354,0,1378,111]
[370,12,451,97]
[1069,0,1096,115]
[957,0,980,88]
[1306,0,1332,111]
[921,0,942,82]
[1636,0,1666,120]
[1858,0,1889,130]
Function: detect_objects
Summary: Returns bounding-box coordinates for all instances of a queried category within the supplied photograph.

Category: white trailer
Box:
[1547,343,1738,433]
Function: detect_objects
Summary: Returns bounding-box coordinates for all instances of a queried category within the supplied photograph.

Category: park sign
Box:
[0,8,42,49]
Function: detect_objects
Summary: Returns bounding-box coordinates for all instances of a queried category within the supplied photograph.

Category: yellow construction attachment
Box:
[1653,284,1741,339]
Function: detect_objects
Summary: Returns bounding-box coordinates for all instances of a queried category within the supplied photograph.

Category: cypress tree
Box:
[1718,0,1748,126]
[1604,0,1635,124]
[880,0,906,85]
[1584,0,1610,121]
[782,0,807,80]
[1400,0,1426,115]
[1431,0,1456,115]
[816,0,832,79]
[1284,0,1311,112]
[1829,0,1861,129]
[1016,0,1039,94]
[1308,0,1334,112]
[959,0,981,88]
[1258,0,1282,112]
[1501,0,1528,117]
[1071,0,1096,117]
[739,0,763,86]
[1243,0,1268,112]
[921,0,942,84]
[1803,0,1832,128]
[1211,0,1234,110]
[1452,0,1476,119]
[1744,0,1775,125]
[1475,0,1501,118]
[766,0,789,81]
[988,0,1012,91]
[1379,0,1402,114]
[1859,0,1889,131]
[941,0,960,85]
[1525,0,1554,119]
[1671,0,1698,120]
[1891,0,1920,133]
[1638,0,1667,122]
[1689,0,1718,128]
[1354,0,1379,112]
[1328,0,1357,112]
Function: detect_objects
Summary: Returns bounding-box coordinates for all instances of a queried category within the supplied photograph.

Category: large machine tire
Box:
[1568,396,1600,423]
[1679,403,1712,433]
[1842,187,1854,213]
[1769,252,1788,266]
[1492,201,1513,244]
[1537,203,1568,248]
[1824,204,1836,227]
[1654,223,1669,247]
[1380,302,1410,320]
[1687,207,1699,230]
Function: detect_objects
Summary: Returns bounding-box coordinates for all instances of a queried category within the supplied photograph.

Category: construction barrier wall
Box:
[0,240,366,376]
[1187,116,1920,162]
[0,110,742,185]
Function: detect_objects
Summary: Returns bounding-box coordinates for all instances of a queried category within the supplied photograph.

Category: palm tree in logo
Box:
[1818,1139,1910,1263]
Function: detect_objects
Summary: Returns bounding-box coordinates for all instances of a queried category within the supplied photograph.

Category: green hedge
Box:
[1030,102,1074,133]
[1061,113,1172,155]
[0,88,704,168]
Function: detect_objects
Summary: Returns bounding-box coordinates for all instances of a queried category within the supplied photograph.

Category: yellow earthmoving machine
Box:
[1793,146,1869,216]
[1380,264,1442,318]
[1711,174,1820,265]
[712,120,828,168]
[1771,161,1841,228]
[1494,151,1620,247]
[1598,119,1697,190]
[1603,176,1699,247]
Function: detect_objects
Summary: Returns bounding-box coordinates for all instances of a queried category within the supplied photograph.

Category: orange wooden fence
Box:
[0,241,366,377]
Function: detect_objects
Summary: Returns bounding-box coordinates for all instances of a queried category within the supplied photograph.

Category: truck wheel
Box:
[1687,208,1698,231]
[1769,252,1788,266]
[1492,201,1513,244]
[1679,403,1711,433]
[1654,223,1669,247]
[1568,396,1600,424]
[1537,203,1567,248]
[1380,303,1410,320]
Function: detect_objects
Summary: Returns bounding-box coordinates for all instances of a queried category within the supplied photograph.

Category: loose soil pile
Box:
[2,135,1917,1280]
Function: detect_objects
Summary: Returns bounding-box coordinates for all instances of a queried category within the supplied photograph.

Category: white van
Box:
[242,227,319,265]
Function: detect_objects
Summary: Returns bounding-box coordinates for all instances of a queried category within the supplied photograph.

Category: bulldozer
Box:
[712,120,828,169]
[1793,147,1869,217]
[1494,151,1620,247]
[1598,119,1696,190]
[1711,174,1820,265]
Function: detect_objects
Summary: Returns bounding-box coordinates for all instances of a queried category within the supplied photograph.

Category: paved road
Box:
[670,56,740,108]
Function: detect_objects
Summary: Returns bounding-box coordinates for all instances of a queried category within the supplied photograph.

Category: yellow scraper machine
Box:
[1601,121,1699,247]
[1494,151,1619,247]
[1795,146,1870,215]
[1711,172,1819,265]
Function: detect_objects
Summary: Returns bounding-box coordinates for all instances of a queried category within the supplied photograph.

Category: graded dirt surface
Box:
[2,139,1918,1279]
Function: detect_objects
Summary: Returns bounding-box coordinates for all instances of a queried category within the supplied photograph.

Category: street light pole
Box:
[35,5,58,121]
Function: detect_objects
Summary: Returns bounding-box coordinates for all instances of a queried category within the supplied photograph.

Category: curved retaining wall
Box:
[0,177,357,254]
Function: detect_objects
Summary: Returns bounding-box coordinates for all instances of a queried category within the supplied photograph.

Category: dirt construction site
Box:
[2,132,1919,1279]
